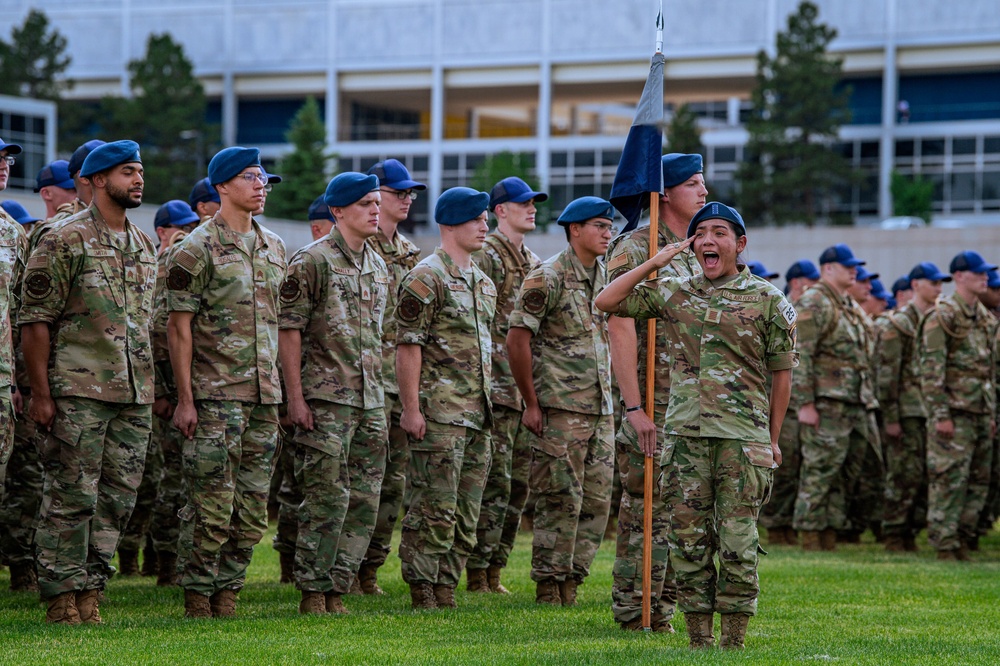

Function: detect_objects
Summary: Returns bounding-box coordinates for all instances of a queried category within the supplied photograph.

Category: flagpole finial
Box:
[655,2,664,53]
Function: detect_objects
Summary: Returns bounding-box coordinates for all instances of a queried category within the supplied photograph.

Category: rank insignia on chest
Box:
[705,309,722,324]
[361,287,371,301]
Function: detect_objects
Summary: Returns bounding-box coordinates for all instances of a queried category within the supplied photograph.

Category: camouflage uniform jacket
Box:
[165,214,286,405]
[920,292,997,421]
[472,229,541,411]
[0,211,28,390]
[619,265,798,444]
[18,204,157,404]
[280,225,389,410]
[152,244,182,399]
[793,281,877,409]
[367,226,420,396]
[508,246,613,416]
[395,247,496,430]
[874,302,927,423]
[27,198,88,253]
[606,223,700,408]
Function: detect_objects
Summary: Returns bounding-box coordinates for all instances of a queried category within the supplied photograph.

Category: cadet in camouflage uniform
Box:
[356,159,423,595]
[597,202,797,650]
[33,160,78,220]
[793,244,881,551]
[466,177,545,595]
[605,153,704,632]
[273,195,333,585]
[395,187,496,610]
[920,251,997,560]
[279,173,389,614]
[977,269,1000,544]
[876,262,946,551]
[28,140,105,250]
[760,259,819,546]
[507,196,615,607]
[166,147,286,618]
[0,141,32,590]
[19,141,156,625]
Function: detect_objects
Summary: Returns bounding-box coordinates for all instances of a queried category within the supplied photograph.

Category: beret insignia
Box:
[280,277,301,303]
[166,266,192,291]
[397,294,423,323]
[522,289,547,315]
[24,271,53,300]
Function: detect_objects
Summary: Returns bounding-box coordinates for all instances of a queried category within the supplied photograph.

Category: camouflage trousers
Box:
[119,423,164,552]
[467,403,520,570]
[176,400,278,596]
[529,409,613,583]
[293,401,386,593]
[271,427,300,556]
[399,421,491,586]
[760,409,801,531]
[881,416,927,539]
[150,415,186,557]
[979,433,1000,535]
[0,393,14,473]
[493,417,534,569]
[662,435,773,615]
[845,427,885,537]
[0,411,42,566]
[926,411,993,552]
[611,416,675,625]
[362,392,407,569]
[794,400,879,532]
[35,397,151,598]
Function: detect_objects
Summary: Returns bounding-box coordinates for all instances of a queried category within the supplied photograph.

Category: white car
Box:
[878,216,927,230]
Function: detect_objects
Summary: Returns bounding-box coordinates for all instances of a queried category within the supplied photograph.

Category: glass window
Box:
[601,150,621,167]
[985,137,1000,155]
[951,171,975,202]
[713,146,737,164]
[982,171,1000,201]
[860,142,879,160]
[952,137,976,155]
[443,155,460,171]
[921,138,945,158]
[573,151,595,168]
[465,154,485,171]
[895,140,914,158]
[412,156,428,171]
[551,152,568,168]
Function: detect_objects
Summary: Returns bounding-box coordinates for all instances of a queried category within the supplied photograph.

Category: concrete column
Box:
[326,2,338,157]
[429,0,445,205]
[536,0,553,193]
[222,0,237,146]
[878,0,898,219]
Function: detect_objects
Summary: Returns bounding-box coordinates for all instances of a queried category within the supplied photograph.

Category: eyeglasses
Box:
[380,188,418,201]
[237,172,268,186]
[263,184,273,193]
[582,221,614,233]
[0,156,14,167]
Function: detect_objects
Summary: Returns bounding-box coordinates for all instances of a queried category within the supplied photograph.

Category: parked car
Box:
[878,216,927,230]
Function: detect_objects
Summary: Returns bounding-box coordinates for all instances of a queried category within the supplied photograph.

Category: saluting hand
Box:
[651,237,694,269]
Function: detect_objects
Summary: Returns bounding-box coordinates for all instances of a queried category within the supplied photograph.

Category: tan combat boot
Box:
[409,582,438,610]
[820,528,838,551]
[140,545,158,577]
[535,579,561,605]
[76,589,103,625]
[348,576,363,595]
[486,565,509,594]
[299,591,327,615]
[325,592,350,614]
[466,567,490,593]
[358,563,384,595]
[433,584,457,608]
[45,591,82,625]
[156,553,178,587]
[559,578,579,607]
[183,590,212,619]
[685,612,715,649]
[210,589,237,618]
[800,530,822,551]
[719,612,750,650]
[117,548,139,576]
[279,552,295,584]
[9,561,39,592]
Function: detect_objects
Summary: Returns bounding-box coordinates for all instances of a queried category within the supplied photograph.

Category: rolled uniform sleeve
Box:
[164,243,208,313]
[766,295,799,372]
[394,270,438,346]
[19,231,78,325]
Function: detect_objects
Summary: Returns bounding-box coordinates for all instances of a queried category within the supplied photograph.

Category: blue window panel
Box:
[237,98,326,144]
[838,77,883,125]
[899,72,1000,123]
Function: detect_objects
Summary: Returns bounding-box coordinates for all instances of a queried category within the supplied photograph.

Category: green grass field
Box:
[2,528,999,665]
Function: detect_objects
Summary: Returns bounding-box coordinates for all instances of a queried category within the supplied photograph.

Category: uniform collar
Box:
[88,203,143,253]
[210,212,267,253]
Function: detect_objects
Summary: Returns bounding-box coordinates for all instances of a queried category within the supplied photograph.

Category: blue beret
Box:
[208,146,261,186]
[68,139,105,177]
[489,177,548,209]
[188,177,220,208]
[686,201,745,238]
[324,172,379,207]
[368,159,426,190]
[155,200,200,229]
[80,140,141,178]
[435,187,490,226]
[308,195,335,221]
[556,196,614,226]
[662,153,703,189]
[1,200,41,225]
[34,160,75,192]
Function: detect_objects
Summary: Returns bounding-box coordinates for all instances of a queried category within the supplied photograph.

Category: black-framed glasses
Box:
[380,188,417,201]
[0,156,14,167]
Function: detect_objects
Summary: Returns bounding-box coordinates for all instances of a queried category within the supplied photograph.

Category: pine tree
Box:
[264,98,334,220]
[737,1,854,226]
[665,104,704,157]
[0,9,72,100]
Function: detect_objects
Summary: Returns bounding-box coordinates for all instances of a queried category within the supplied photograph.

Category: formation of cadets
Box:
[0,137,996,651]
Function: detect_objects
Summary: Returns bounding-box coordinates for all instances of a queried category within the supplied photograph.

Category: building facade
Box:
[2,0,998,224]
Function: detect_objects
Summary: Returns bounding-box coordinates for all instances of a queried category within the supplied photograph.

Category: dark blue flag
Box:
[610,52,664,234]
